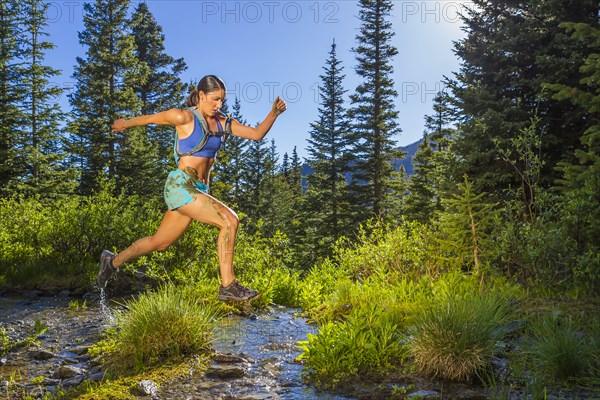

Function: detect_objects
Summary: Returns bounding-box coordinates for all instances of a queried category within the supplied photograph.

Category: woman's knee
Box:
[224,211,239,231]
[149,235,174,252]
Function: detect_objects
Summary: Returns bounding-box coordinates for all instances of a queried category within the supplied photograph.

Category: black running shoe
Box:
[218,279,259,302]
[97,250,117,289]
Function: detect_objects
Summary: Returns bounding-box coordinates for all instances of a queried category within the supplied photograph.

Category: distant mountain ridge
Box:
[300,138,423,189]
[394,138,422,176]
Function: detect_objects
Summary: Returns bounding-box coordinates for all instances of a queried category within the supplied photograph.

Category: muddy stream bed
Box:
[0,293,353,399]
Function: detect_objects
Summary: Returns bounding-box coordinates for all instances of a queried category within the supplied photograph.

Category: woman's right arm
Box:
[112,108,192,132]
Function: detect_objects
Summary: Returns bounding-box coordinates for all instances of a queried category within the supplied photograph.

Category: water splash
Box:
[99,288,116,325]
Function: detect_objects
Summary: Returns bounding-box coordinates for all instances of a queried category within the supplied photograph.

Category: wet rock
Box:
[136,379,159,396]
[408,390,440,398]
[213,352,247,364]
[56,290,71,298]
[451,389,488,400]
[58,350,79,358]
[197,380,229,389]
[62,375,84,386]
[491,357,510,375]
[77,354,91,362]
[84,372,106,382]
[71,287,86,296]
[31,349,56,360]
[205,365,246,380]
[82,292,100,302]
[25,290,43,298]
[60,357,79,365]
[223,393,278,400]
[42,377,61,385]
[52,365,84,379]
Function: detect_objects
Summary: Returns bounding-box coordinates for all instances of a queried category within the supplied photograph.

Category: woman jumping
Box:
[97,75,287,301]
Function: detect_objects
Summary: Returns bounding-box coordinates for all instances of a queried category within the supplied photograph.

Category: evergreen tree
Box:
[289,146,303,196]
[347,0,404,225]
[425,90,456,154]
[436,175,498,275]
[67,0,149,196]
[239,126,269,224]
[420,90,459,204]
[129,2,187,179]
[0,0,24,195]
[281,151,290,181]
[448,0,598,195]
[304,40,352,256]
[16,0,76,197]
[546,21,600,249]
[211,97,249,207]
[260,140,282,237]
[404,135,438,224]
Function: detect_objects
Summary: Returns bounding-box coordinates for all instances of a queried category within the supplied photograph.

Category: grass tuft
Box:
[410,292,513,382]
[107,284,219,372]
[527,313,588,381]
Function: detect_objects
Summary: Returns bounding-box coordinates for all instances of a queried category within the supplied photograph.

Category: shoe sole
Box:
[218,292,261,302]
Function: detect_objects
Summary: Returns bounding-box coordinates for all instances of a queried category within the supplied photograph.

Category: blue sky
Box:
[44,0,469,160]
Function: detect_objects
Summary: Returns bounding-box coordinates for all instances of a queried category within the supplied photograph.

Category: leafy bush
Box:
[0,189,162,289]
[333,220,441,281]
[298,257,350,315]
[409,290,514,382]
[298,304,408,386]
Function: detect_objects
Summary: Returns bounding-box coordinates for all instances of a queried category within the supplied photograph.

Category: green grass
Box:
[527,313,591,382]
[105,284,219,372]
[409,291,514,382]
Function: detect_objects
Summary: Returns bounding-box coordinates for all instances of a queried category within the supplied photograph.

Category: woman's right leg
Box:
[112,210,192,268]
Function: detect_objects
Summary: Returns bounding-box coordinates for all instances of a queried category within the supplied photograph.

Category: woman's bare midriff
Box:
[177,156,215,185]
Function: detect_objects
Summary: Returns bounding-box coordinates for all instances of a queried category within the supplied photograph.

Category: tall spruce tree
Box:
[404,135,438,224]
[304,40,352,254]
[239,127,269,224]
[68,0,149,195]
[259,140,283,237]
[289,146,303,196]
[347,0,404,224]
[17,0,76,197]
[0,0,25,195]
[129,2,187,179]
[422,90,459,200]
[211,97,249,207]
[546,21,600,249]
[448,0,598,196]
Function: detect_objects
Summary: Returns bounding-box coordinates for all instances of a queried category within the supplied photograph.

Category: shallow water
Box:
[159,307,354,399]
[0,295,353,399]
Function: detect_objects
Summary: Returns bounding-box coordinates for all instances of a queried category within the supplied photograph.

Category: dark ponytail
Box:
[185,75,226,107]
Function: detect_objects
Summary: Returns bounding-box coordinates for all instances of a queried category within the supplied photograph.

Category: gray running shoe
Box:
[218,279,259,302]
[97,250,117,289]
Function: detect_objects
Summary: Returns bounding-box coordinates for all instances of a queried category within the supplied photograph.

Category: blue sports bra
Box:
[173,109,232,164]
[178,117,224,158]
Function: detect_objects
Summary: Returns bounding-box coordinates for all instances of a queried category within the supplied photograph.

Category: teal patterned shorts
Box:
[163,169,208,210]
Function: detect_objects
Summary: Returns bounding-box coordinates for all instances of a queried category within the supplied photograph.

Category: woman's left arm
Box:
[231,97,287,141]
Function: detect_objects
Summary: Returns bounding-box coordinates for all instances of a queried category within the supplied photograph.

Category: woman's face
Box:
[199,89,225,116]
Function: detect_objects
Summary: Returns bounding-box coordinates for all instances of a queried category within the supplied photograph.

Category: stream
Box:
[0,293,354,399]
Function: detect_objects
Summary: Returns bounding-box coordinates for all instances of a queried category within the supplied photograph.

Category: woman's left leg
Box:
[176,192,239,287]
